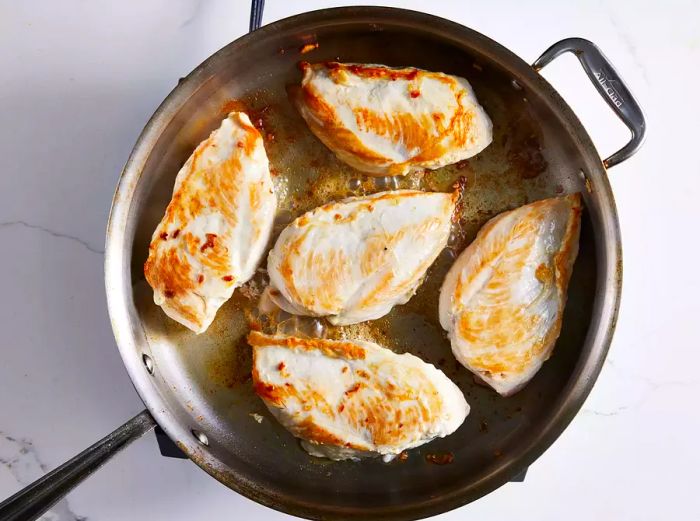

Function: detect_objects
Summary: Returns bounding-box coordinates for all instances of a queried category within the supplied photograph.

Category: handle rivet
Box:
[192,429,209,446]
[511,79,523,91]
[142,354,154,375]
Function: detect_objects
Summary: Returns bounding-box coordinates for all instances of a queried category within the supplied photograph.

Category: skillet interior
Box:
[108,7,618,520]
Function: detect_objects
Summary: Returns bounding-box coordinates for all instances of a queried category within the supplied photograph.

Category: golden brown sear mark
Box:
[247,331,367,360]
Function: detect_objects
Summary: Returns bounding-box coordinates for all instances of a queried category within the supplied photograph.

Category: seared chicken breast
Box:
[267,189,458,325]
[249,331,469,460]
[439,195,582,396]
[295,61,493,176]
[144,112,276,333]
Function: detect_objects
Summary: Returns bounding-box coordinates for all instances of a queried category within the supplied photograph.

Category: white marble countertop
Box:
[1,1,697,519]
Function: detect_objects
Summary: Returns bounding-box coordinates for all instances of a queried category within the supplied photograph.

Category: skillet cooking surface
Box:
[117,8,604,519]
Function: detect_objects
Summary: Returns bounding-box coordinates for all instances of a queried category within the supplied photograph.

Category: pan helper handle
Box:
[533,37,646,169]
[249,0,265,32]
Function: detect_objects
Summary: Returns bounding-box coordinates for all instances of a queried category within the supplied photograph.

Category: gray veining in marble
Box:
[0,432,87,521]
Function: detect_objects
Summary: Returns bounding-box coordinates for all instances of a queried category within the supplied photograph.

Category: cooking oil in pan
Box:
[134,77,570,467]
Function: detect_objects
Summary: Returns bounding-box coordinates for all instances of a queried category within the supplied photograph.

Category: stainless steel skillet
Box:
[0,5,645,521]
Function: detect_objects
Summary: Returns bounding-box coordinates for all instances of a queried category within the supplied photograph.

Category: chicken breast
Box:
[267,189,458,325]
[295,61,493,176]
[439,194,582,396]
[249,331,469,460]
[144,112,276,334]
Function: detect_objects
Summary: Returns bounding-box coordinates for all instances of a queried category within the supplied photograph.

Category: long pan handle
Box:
[533,37,646,169]
[0,410,156,521]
